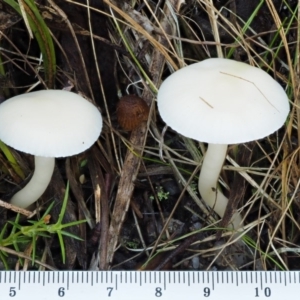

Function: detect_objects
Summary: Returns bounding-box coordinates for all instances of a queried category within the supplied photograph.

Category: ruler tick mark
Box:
[139,271,142,286]
[293,271,296,284]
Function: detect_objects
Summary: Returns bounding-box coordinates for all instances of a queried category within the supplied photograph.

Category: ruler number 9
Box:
[204,287,210,297]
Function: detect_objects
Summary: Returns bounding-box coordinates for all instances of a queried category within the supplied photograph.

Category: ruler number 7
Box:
[107,287,113,297]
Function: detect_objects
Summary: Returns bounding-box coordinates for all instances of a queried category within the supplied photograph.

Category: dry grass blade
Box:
[0,245,57,270]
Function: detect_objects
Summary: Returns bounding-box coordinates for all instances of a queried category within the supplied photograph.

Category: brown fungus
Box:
[116,95,149,131]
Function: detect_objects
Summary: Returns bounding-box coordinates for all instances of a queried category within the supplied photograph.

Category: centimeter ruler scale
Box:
[0,270,299,300]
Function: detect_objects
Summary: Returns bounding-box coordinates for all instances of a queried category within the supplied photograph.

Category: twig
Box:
[0,199,32,217]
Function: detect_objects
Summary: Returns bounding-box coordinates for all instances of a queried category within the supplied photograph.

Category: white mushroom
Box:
[0,90,103,208]
[157,58,289,232]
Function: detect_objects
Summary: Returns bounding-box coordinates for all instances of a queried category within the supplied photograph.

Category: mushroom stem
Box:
[10,156,55,208]
[198,143,242,231]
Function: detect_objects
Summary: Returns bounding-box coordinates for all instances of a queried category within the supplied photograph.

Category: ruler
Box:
[0,271,299,300]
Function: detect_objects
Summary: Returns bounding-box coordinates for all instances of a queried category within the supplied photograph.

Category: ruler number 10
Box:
[255,287,271,297]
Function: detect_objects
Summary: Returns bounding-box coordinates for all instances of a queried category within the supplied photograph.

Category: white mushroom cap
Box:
[157,58,290,144]
[0,90,103,157]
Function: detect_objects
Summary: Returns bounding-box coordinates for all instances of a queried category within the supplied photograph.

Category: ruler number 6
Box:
[58,287,65,297]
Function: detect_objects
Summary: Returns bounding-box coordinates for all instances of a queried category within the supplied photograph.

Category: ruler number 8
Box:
[155,287,162,297]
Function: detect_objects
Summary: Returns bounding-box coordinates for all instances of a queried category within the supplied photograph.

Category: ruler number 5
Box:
[9,287,16,297]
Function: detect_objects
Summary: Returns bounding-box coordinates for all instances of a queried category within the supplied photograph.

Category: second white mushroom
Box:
[157,58,290,233]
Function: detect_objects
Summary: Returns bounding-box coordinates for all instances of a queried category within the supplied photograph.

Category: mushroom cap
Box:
[0,90,103,157]
[157,58,290,144]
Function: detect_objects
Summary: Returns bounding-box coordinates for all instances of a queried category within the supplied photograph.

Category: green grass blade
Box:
[0,141,25,179]
[3,0,56,87]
